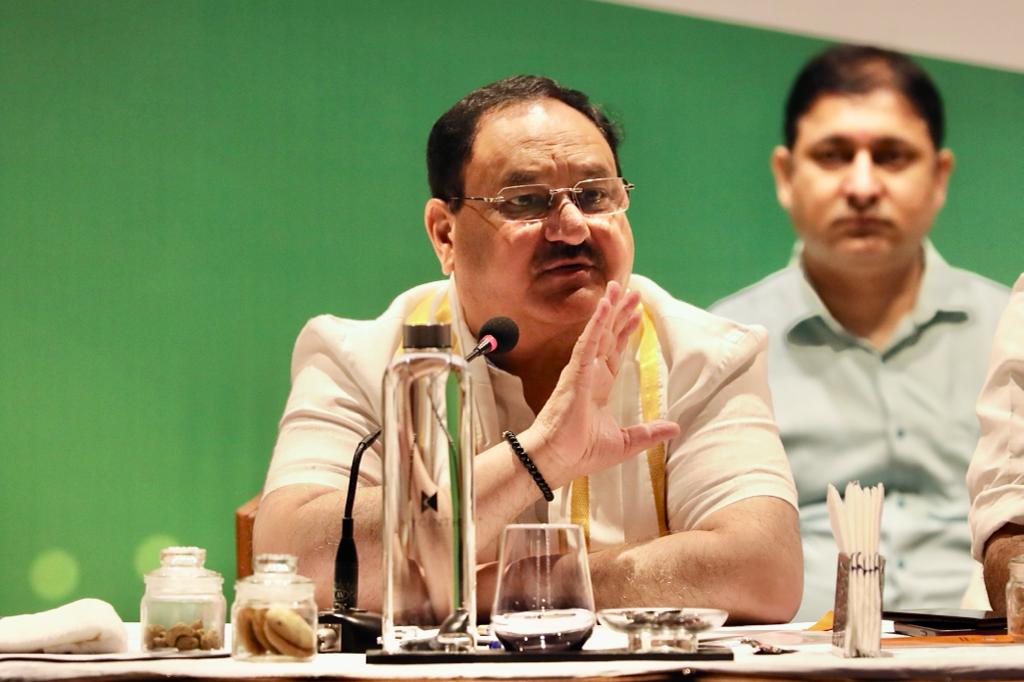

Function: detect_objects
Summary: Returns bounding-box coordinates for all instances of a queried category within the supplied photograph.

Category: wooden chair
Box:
[234,495,260,579]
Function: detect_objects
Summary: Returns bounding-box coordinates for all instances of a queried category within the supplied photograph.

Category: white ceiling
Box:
[608,0,1024,73]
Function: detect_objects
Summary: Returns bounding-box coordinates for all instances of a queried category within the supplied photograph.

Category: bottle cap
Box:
[403,323,451,349]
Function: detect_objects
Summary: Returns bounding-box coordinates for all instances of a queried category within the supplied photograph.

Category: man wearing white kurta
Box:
[255,75,802,622]
[968,273,1024,612]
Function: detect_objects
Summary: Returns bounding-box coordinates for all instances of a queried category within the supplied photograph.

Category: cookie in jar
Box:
[232,554,317,661]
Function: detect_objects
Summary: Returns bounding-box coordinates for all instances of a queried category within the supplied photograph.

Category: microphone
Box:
[465,316,520,362]
[323,316,518,652]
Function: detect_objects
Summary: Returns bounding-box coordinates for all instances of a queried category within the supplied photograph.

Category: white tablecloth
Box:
[3,622,1024,679]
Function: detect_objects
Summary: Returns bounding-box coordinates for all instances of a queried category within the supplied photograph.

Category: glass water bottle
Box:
[381,322,475,652]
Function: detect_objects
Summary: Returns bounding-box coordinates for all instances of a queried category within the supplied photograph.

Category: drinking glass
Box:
[490,523,595,652]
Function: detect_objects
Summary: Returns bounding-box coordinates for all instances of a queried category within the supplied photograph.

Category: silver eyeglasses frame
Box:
[452,177,635,223]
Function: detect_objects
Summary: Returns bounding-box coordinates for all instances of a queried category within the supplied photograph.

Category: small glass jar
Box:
[1007,555,1024,641]
[232,553,317,661]
[140,546,226,653]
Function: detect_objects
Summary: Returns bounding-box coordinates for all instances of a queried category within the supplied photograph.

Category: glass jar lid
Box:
[235,553,314,603]
[144,546,223,595]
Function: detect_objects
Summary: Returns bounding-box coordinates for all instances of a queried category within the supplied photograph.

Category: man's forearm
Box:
[253,484,370,610]
[254,438,546,613]
[983,523,1024,613]
[587,496,802,624]
[257,488,801,623]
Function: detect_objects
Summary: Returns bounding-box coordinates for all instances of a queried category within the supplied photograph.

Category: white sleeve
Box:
[261,315,397,496]
[967,273,1024,560]
[664,322,798,531]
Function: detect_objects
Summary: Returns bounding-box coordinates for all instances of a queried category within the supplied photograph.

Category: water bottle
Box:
[381,322,475,652]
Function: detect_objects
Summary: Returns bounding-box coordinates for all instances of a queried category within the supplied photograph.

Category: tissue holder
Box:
[832,552,885,658]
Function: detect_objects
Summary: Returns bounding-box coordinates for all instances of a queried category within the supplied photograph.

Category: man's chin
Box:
[530,282,605,322]
[837,235,915,258]
[807,235,922,272]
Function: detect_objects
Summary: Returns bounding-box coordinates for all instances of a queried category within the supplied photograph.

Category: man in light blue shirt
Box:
[712,45,1009,620]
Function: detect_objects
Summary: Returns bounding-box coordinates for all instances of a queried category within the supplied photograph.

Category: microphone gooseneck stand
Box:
[316,429,382,653]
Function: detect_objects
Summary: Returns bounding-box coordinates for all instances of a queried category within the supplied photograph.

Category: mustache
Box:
[531,241,605,271]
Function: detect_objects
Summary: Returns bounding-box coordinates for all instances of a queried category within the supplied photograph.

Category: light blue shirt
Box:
[711,243,1009,620]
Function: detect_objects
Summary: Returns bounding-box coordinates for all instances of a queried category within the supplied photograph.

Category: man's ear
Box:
[770,145,795,211]
[932,148,955,211]
[424,198,456,275]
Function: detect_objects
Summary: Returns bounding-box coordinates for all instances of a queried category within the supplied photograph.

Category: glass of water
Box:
[490,523,595,652]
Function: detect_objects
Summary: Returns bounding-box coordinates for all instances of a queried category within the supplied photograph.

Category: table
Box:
[4,622,1024,680]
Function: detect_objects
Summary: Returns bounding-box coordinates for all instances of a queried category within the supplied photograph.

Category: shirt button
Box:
[898,559,906,569]
[897,497,906,508]
[896,427,906,439]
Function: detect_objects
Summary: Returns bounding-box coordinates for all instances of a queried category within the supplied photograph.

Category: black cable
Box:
[333,427,380,611]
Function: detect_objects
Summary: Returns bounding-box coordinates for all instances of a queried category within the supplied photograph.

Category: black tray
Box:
[365,645,733,664]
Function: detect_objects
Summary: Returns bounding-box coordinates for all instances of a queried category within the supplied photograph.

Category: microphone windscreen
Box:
[478,317,519,354]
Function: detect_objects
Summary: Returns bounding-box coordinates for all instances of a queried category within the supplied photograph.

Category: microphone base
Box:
[317,608,381,653]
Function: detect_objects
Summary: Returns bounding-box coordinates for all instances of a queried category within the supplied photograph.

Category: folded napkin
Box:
[0,598,127,653]
[827,482,885,658]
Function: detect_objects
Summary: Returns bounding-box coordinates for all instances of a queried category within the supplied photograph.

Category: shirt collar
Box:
[784,240,970,349]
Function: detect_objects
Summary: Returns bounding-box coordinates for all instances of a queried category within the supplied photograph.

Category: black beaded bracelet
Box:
[502,430,554,502]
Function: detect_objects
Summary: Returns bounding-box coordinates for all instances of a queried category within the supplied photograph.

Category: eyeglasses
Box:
[453,177,635,223]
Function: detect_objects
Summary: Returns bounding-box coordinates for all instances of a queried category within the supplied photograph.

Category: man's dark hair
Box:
[427,75,621,207]
[783,44,945,149]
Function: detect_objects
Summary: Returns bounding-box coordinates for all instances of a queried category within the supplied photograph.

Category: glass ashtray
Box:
[597,607,729,653]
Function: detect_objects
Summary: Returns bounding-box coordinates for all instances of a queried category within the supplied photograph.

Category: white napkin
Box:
[826,482,884,658]
[827,481,883,556]
[0,598,128,653]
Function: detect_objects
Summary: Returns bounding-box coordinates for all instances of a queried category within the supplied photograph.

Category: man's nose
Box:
[542,192,590,245]
[843,150,882,211]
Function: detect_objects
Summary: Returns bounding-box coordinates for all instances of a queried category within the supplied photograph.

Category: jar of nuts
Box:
[140,546,226,653]
[231,553,317,661]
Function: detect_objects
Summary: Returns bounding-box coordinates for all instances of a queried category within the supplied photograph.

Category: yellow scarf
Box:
[406,289,668,542]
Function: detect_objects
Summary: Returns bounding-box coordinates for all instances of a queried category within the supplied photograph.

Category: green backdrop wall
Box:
[2,0,1022,619]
